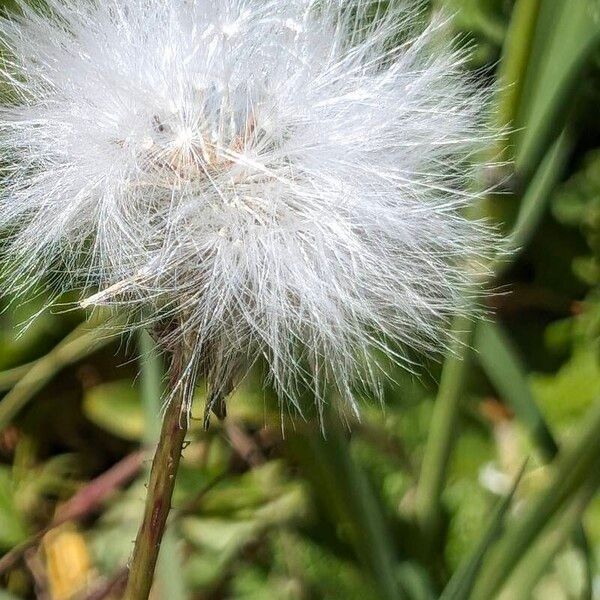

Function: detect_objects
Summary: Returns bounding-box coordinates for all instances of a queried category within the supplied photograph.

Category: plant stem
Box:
[496,0,541,149]
[494,131,571,277]
[415,314,473,546]
[138,330,188,600]
[139,330,165,446]
[124,341,190,600]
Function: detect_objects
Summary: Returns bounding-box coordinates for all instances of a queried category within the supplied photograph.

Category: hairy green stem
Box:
[138,330,187,600]
[124,341,190,600]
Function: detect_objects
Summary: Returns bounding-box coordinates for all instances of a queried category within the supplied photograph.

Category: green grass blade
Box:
[474,320,557,458]
[412,0,559,552]
[415,315,474,547]
[495,0,542,160]
[492,131,572,279]
[471,398,600,600]
[288,422,409,600]
[438,464,526,600]
[515,0,600,178]
[475,320,593,598]
[498,468,600,600]
[0,314,115,429]
[506,132,572,256]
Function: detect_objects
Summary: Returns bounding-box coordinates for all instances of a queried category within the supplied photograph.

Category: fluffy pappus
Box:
[0,0,500,421]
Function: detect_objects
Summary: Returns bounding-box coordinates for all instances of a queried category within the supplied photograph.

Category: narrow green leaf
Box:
[498,468,600,600]
[471,398,600,600]
[505,132,572,260]
[287,422,412,600]
[439,464,526,600]
[0,313,115,430]
[515,0,600,178]
[475,320,557,458]
[475,321,594,599]
[495,0,542,159]
[415,315,474,546]
[0,362,36,393]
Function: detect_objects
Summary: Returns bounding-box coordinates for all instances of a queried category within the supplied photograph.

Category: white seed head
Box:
[0,0,500,418]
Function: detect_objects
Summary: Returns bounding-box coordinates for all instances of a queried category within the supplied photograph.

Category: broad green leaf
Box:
[182,517,258,555]
[531,349,600,431]
[83,380,144,441]
[0,467,28,550]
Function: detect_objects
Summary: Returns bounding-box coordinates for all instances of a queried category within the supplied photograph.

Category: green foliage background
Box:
[2,0,600,599]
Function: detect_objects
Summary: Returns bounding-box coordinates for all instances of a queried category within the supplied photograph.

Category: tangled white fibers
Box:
[0,0,500,420]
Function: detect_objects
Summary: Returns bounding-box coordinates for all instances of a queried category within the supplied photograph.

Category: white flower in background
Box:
[0,0,497,420]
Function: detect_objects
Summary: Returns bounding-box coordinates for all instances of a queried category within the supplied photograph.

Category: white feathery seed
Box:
[0,0,499,420]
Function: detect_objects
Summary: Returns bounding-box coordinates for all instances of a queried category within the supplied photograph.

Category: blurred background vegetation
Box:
[2,0,600,598]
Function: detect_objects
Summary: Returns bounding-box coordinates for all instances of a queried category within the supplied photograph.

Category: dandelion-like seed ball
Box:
[0,0,497,421]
